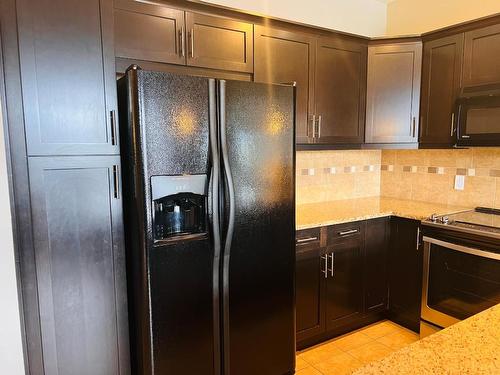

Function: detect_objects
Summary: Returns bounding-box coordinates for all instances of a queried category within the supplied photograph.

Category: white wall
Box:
[0,99,25,375]
[199,0,388,37]
[387,0,500,35]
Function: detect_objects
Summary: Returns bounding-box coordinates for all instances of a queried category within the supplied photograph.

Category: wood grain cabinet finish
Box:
[254,26,316,143]
[185,12,253,73]
[365,43,422,144]
[28,156,129,375]
[114,0,185,65]
[420,34,464,147]
[463,24,500,86]
[314,37,367,144]
[16,0,119,156]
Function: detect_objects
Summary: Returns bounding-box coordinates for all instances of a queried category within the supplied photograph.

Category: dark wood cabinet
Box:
[463,24,500,86]
[296,228,325,342]
[364,217,389,313]
[388,217,423,333]
[420,34,464,147]
[254,26,315,143]
[115,0,185,65]
[365,43,422,144]
[28,156,129,374]
[324,236,364,330]
[314,37,367,144]
[17,0,119,156]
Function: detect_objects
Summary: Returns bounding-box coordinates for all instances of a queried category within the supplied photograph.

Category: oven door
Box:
[456,95,500,146]
[421,236,500,329]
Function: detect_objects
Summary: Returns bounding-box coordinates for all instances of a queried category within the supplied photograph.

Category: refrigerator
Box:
[117,66,296,375]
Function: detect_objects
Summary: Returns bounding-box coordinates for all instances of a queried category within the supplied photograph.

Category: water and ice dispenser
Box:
[151,175,208,242]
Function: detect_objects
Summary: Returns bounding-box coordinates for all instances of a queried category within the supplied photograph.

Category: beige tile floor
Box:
[296,320,420,375]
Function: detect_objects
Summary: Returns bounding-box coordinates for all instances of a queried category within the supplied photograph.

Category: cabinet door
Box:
[28,156,129,374]
[185,12,253,73]
[254,26,315,144]
[364,217,389,313]
[114,0,185,65]
[325,238,363,330]
[388,217,423,333]
[315,37,367,144]
[463,24,500,86]
[17,0,119,155]
[420,34,464,147]
[365,43,422,144]
[296,246,325,342]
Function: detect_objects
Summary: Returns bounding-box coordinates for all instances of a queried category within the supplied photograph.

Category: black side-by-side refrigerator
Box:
[118,66,296,375]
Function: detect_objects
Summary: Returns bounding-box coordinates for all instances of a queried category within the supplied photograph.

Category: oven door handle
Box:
[423,236,500,260]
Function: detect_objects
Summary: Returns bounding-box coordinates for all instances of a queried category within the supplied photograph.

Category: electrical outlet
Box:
[454,175,465,191]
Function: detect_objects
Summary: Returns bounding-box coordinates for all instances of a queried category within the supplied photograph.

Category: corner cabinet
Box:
[419,34,464,147]
[365,42,422,144]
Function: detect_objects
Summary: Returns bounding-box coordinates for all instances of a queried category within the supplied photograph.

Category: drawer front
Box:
[296,227,321,252]
[327,221,363,245]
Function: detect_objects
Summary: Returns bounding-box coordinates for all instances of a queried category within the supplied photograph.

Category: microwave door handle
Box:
[423,236,500,261]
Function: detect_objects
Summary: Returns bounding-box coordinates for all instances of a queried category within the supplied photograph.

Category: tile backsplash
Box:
[296,150,381,204]
[297,148,500,208]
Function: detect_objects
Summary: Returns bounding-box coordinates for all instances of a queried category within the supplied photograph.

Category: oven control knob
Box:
[430,213,438,223]
[441,216,449,224]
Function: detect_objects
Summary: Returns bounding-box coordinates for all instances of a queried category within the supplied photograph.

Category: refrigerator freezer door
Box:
[221,80,296,375]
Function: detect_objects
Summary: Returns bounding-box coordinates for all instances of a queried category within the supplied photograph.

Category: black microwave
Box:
[455,85,500,146]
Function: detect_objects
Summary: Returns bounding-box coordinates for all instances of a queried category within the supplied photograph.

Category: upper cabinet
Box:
[419,34,464,147]
[463,24,500,87]
[114,0,253,73]
[314,37,367,145]
[365,42,422,144]
[254,26,315,144]
[17,0,119,155]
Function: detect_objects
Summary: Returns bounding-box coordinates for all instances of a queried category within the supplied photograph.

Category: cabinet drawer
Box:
[296,227,321,252]
[327,221,363,245]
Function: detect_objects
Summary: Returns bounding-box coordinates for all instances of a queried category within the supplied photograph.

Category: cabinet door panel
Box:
[315,38,367,144]
[185,13,253,73]
[17,0,118,155]
[420,34,464,146]
[28,156,128,374]
[254,26,315,144]
[366,43,422,144]
[463,24,500,86]
[114,0,185,65]
[325,239,363,330]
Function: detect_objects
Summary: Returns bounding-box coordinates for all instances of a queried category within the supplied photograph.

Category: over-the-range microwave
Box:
[454,85,500,147]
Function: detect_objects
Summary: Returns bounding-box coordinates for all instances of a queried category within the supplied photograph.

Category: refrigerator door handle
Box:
[208,79,222,375]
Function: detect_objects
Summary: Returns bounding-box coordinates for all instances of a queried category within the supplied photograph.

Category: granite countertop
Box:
[353,303,500,375]
[296,197,470,230]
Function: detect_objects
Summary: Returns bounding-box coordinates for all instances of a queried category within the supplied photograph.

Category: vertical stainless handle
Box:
[112,165,119,199]
[412,117,416,138]
[416,226,421,250]
[110,110,117,145]
[450,112,455,137]
[317,115,322,138]
[321,255,328,278]
[329,252,334,277]
[179,28,185,57]
[309,115,316,139]
[189,28,194,58]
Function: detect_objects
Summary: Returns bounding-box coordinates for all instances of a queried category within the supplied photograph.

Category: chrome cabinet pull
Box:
[188,28,194,58]
[110,110,117,146]
[412,116,416,138]
[321,255,328,278]
[462,135,470,139]
[308,115,316,139]
[317,115,322,138]
[416,227,421,250]
[338,229,358,236]
[112,165,120,199]
[296,236,318,244]
[179,27,185,57]
[328,252,334,277]
[450,112,455,137]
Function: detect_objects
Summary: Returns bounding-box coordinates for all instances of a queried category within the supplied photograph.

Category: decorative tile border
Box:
[381,165,500,178]
[299,165,380,177]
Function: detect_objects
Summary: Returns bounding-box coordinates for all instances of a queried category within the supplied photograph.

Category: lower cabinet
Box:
[388,217,423,333]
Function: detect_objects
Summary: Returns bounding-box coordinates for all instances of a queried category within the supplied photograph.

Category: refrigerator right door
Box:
[221,80,296,375]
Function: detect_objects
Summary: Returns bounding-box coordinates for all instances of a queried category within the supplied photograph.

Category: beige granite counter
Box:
[296,197,469,230]
[352,303,500,375]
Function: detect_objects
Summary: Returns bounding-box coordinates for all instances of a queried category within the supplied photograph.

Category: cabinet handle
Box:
[317,115,322,138]
[110,110,117,146]
[321,254,328,278]
[450,112,455,137]
[296,236,318,244]
[328,252,334,277]
[416,227,421,250]
[188,28,194,58]
[308,115,316,139]
[412,117,416,138]
[113,165,120,199]
[179,27,185,57]
[338,229,358,236]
